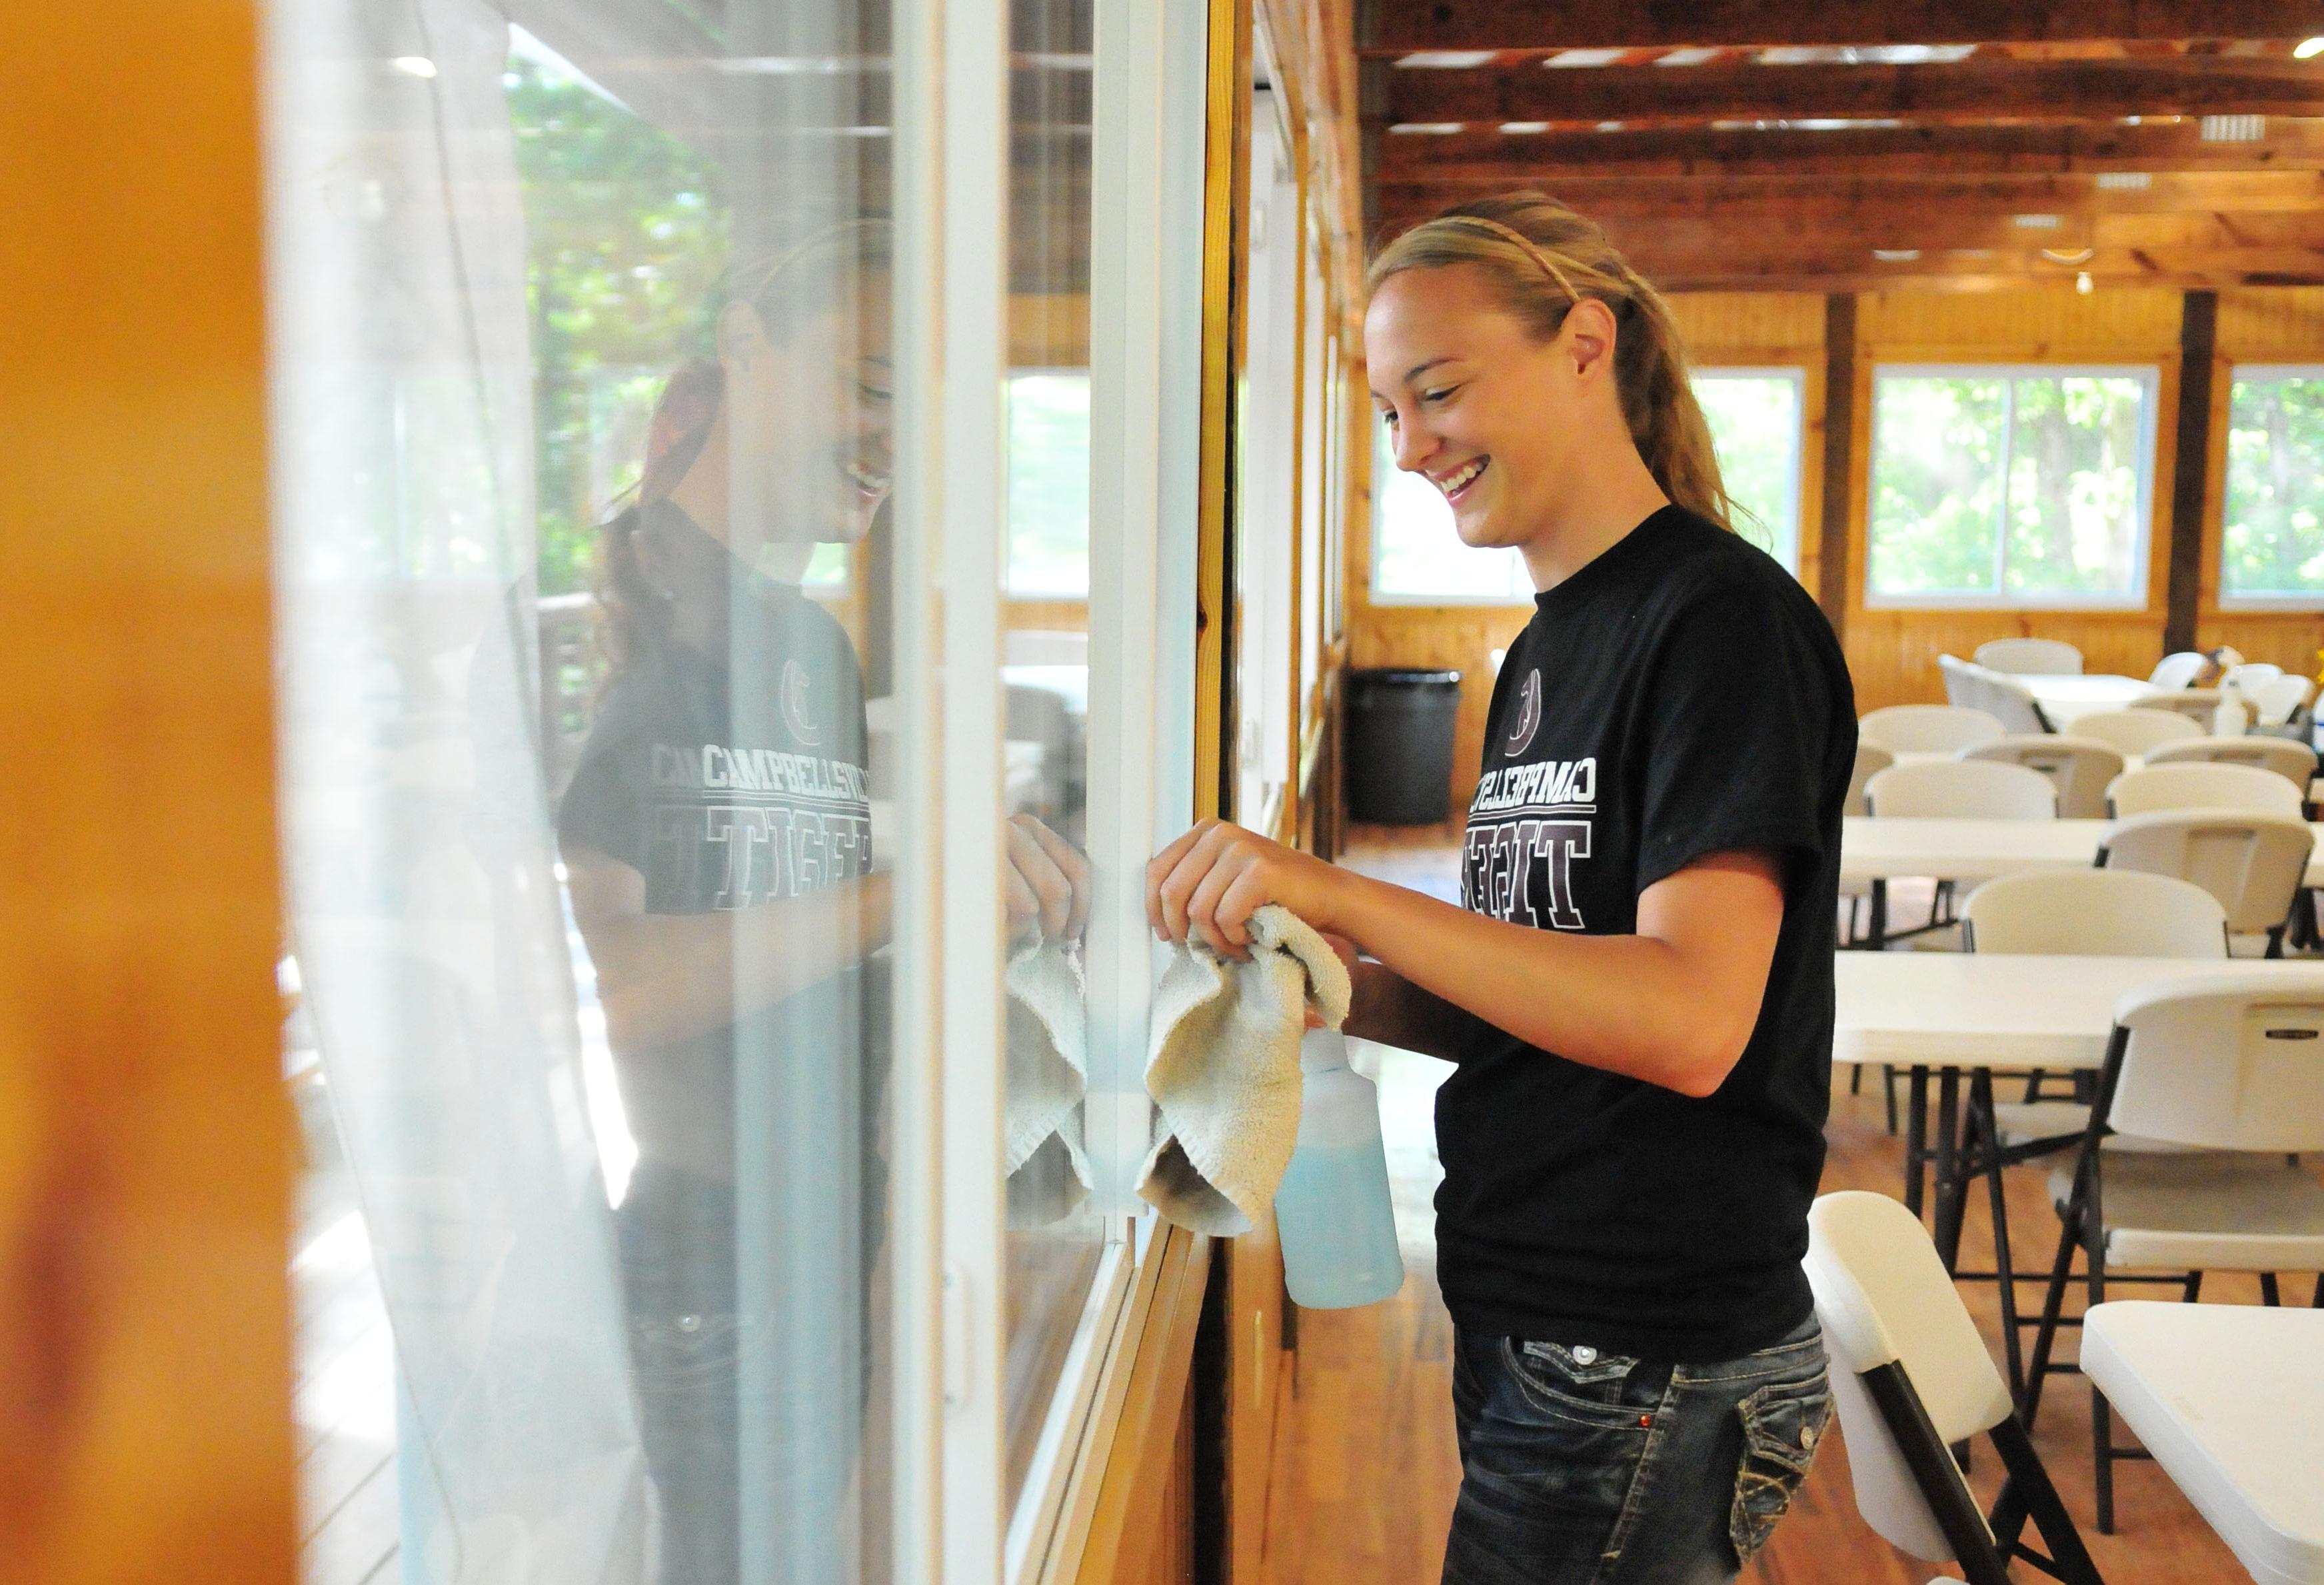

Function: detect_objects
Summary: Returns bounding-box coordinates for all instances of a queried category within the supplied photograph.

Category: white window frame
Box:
[1692,364,1806,577]
[2217,362,2324,611]
[1863,361,2161,611]
[1004,366,1098,600]
[896,0,1202,1579]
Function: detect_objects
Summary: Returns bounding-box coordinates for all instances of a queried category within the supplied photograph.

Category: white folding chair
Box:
[1974,667,2051,737]
[1936,653,1979,709]
[2147,651,2205,691]
[2130,687,2222,727]
[2098,808,2314,956]
[1861,705,2006,756]
[1952,871,2229,1397]
[2223,661,2285,695]
[2143,734,2318,791]
[1865,760,2056,820]
[1845,740,1895,817]
[2070,707,2202,759]
[1959,735,2123,820]
[2025,972,2324,1531]
[1806,1192,2103,1585]
[2107,761,2305,819]
[2247,673,2314,727]
[1975,637,2083,676]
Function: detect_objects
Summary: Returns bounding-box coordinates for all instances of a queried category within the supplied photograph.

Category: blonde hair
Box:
[1368,192,1743,537]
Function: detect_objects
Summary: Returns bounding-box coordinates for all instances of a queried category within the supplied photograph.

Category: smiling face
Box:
[719,262,894,556]
[1364,262,1614,557]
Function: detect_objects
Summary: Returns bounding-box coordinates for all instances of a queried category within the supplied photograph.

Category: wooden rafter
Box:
[1370,119,2324,180]
[1372,56,2324,128]
[1362,1,2324,53]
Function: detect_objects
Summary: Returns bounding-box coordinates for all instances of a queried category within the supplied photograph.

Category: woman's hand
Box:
[1007,813,1093,946]
[1145,818,1349,958]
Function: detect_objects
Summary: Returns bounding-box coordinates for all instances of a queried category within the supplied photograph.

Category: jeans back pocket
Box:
[1729,1373,1832,1564]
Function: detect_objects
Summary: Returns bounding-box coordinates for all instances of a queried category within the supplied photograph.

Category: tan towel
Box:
[1004,937,1091,1227]
[1138,904,1352,1236]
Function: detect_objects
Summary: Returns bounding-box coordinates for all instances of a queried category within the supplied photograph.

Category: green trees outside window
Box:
[2223,371,2324,603]
[1867,367,2155,605]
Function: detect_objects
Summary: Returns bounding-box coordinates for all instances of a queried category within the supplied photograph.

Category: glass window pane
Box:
[1000,0,1107,1518]
[1868,374,2007,598]
[273,5,905,1581]
[2224,373,2324,600]
[1007,371,1094,597]
[2003,375,2147,600]
[1693,370,1803,575]
[1370,419,1532,601]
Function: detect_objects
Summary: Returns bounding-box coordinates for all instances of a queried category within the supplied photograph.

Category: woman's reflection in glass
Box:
[558,220,1088,1583]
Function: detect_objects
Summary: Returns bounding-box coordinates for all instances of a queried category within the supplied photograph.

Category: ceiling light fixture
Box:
[2201,114,2266,142]
[2077,271,2095,295]
[1871,249,1921,262]
[391,55,438,77]
[2041,247,2097,265]
[2094,171,2152,190]
[2297,37,2324,59]
[2013,213,2063,229]
[1394,51,1498,69]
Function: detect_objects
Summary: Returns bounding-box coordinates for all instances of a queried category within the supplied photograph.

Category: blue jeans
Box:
[1443,1314,1832,1585]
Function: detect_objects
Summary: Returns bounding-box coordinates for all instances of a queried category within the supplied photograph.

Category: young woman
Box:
[1148,193,1855,1584]
[559,221,1090,1582]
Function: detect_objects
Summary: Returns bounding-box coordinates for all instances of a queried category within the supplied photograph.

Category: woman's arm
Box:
[1148,822,1785,1097]
[566,842,896,1050]
[569,811,1093,1051]
[1344,958,1501,1065]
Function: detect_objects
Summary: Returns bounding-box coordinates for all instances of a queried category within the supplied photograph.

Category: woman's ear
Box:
[1562,298,1620,383]
[717,299,770,373]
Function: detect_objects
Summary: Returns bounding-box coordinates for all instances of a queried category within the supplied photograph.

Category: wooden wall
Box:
[0,2,295,1582]
[1348,283,2324,767]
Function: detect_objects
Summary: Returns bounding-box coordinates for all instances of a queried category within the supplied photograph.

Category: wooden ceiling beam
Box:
[1372,119,2324,179]
[1374,56,2324,127]
[1374,169,2324,220]
[1364,1,2324,54]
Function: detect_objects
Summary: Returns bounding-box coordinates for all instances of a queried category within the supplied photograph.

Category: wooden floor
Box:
[1258,831,2301,1585]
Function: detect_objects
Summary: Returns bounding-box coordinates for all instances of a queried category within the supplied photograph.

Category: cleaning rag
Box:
[1004,936,1092,1227]
[1137,904,1351,1236]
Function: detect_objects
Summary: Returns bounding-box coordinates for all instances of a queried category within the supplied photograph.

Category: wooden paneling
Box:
[1858,284,2184,353]
[2215,285,2324,355]
[1074,1229,1212,1585]
[1363,0,2324,51]
[0,2,293,1582]
[1667,291,1826,353]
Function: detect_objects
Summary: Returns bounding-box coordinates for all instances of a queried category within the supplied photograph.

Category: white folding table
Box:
[2017,673,2157,726]
[2082,1302,2324,1584]
[1841,817,2324,949]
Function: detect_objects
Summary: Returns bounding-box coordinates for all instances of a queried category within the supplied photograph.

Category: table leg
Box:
[1867,878,1888,951]
[1933,1067,1965,1268]
[1903,1064,1930,1216]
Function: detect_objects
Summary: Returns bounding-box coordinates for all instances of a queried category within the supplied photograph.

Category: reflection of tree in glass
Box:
[1006,373,1093,597]
[506,55,728,595]
[2225,377,2324,597]
[1870,377,2005,595]
[1694,375,1799,569]
[2003,377,2142,599]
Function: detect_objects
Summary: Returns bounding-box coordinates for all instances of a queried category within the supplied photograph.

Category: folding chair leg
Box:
[2261,1272,2283,1306]
[2025,1176,2089,1426]
[2183,1271,2203,1302]
[1974,1079,2027,1402]
[2267,924,2287,958]
[2314,1274,2323,1308]
[1859,1364,2017,1585]
[1884,1063,1899,1133]
[1987,1413,2107,1585]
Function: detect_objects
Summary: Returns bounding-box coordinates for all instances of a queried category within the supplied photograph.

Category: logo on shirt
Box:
[780,657,821,746]
[1503,669,1542,757]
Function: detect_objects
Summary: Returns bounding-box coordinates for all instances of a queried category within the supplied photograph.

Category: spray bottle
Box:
[1274,1028,1405,1309]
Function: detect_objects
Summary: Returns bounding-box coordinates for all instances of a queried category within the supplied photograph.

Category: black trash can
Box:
[1344,668,1463,824]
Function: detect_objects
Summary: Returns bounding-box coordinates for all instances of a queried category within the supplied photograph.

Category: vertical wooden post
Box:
[1818,293,1858,641]
[2165,290,2219,659]
[0,3,292,1582]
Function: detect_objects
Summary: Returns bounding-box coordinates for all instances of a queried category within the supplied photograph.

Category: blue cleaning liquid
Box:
[1274,1138,1405,1310]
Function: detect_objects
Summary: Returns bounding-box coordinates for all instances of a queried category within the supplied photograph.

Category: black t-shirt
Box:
[1436,504,1856,1362]
[558,513,874,1182]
